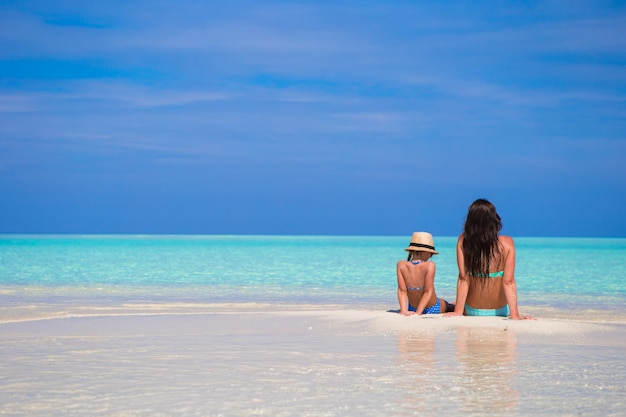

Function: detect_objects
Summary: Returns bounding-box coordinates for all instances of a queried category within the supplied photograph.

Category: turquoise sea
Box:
[2,234,625,321]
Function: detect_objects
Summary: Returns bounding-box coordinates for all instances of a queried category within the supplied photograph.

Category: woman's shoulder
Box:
[498,235,515,248]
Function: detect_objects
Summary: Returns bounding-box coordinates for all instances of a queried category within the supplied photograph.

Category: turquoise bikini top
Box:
[472,270,504,278]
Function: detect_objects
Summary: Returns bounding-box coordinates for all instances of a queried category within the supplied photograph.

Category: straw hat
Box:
[404,232,438,254]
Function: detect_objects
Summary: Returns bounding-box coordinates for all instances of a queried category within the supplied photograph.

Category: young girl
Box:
[397,232,454,316]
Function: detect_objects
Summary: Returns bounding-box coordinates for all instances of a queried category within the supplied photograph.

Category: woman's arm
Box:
[415,262,436,315]
[396,261,413,316]
[501,236,535,320]
[451,273,469,316]
[444,235,468,317]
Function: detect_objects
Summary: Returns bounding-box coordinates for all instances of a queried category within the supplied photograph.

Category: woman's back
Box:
[461,234,514,309]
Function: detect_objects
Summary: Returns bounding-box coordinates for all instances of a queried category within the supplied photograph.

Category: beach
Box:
[1,304,625,417]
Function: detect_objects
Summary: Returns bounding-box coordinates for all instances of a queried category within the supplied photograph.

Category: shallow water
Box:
[0,313,624,417]
[1,234,625,321]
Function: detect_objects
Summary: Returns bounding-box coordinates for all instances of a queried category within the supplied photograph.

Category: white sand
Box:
[1,306,625,416]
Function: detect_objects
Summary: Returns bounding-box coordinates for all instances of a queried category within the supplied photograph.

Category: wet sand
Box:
[1,306,625,416]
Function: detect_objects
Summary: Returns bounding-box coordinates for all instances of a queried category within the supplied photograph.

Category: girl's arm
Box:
[396,261,413,316]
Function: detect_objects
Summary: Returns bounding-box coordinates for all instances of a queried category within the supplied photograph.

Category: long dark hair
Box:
[462,199,503,277]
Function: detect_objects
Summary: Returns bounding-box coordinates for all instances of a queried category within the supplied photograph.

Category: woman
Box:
[445,199,534,320]
[397,232,454,316]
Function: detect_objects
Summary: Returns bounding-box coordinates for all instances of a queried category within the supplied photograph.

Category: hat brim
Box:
[404,247,438,254]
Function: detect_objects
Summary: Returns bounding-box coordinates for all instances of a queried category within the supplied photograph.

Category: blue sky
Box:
[1,0,625,236]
